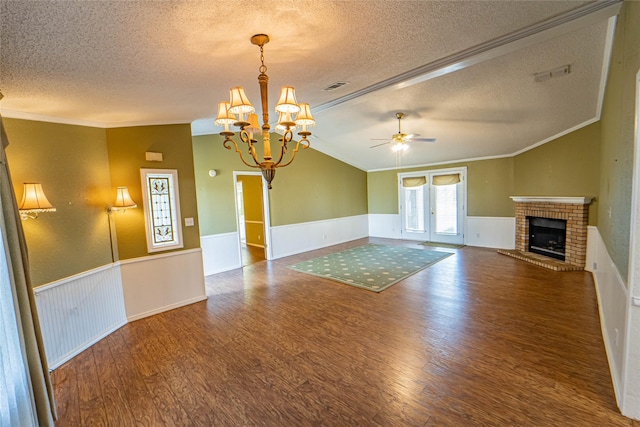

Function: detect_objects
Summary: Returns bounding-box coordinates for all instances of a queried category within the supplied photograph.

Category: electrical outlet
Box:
[614,328,619,346]
[258,235,261,241]
[593,262,598,270]
[476,233,480,238]
[184,217,194,227]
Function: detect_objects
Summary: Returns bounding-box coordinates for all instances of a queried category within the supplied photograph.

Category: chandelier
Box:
[215,34,315,189]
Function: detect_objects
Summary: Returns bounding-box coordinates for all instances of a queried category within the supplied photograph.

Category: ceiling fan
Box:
[370,112,436,151]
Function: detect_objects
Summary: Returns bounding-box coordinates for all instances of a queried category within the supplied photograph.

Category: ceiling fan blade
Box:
[370,138,392,141]
[370,141,392,148]
[409,137,437,143]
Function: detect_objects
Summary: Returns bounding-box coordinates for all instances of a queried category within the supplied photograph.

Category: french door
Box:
[400,168,466,244]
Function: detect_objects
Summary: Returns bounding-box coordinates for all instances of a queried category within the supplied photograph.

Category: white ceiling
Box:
[0,1,621,171]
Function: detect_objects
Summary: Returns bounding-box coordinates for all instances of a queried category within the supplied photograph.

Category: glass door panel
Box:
[429,175,464,244]
[401,183,428,240]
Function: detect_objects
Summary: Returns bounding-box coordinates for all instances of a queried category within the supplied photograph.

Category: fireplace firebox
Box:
[528,216,567,261]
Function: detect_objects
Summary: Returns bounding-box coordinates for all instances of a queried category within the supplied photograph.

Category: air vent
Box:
[534,65,571,83]
[322,81,349,91]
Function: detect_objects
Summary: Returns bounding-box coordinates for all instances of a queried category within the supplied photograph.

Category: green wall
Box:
[106,124,200,260]
[4,118,113,286]
[192,133,368,234]
[4,119,201,285]
[192,134,253,235]
[598,1,640,282]
[513,122,601,225]
[367,158,515,217]
[368,122,602,226]
[267,145,368,226]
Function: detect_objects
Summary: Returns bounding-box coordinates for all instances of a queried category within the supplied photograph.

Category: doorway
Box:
[399,167,466,244]
[234,172,272,265]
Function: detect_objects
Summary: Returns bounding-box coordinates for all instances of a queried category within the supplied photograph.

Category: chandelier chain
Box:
[259,45,267,74]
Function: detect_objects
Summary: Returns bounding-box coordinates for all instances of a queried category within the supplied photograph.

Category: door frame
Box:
[397,166,467,243]
[233,171,272,261]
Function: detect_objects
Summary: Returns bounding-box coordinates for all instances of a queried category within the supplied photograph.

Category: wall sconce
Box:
[18,182,56,220]
[106,186,137,213]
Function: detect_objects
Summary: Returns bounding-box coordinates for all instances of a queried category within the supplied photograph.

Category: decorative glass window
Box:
[140,169,183,253]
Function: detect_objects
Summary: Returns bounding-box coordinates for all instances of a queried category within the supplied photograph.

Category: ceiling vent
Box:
[534,65,571,83]
[322,81,349,91]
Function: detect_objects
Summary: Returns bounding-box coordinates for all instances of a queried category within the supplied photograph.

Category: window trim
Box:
[140,168,183,253]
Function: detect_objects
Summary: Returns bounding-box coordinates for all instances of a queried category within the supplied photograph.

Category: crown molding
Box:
[0,109,191,129]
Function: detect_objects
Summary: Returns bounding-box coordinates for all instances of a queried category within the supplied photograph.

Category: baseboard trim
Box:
[49,320,128,370]
[127,295,208,322]
[272,235,368,260]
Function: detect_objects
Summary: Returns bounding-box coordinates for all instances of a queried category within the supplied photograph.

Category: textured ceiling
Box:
[0,0,621,171]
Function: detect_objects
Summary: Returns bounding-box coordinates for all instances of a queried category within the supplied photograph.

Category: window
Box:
[140,169,183,253]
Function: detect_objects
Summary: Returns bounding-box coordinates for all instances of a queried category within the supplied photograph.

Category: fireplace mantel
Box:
[509,196,593,204]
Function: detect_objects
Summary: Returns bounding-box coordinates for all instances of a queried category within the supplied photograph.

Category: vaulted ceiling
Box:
[0,0,621,171]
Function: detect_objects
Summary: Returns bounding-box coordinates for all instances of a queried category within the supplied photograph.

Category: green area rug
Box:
[289,244,453,292]
[420,241,465,249]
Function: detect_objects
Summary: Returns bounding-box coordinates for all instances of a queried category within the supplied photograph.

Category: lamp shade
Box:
[294,103,315,127]
[275,86,300,113]
[214,102,236,125]
[19,183,56,212]
[275,111,296,134]
[246,113,260,133]
[228,86,255,114]
[111,186,137,211]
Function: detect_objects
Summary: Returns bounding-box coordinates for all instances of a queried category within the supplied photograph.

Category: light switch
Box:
[184,217,195,227]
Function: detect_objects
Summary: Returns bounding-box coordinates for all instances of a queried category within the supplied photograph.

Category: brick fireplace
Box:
[499,196,593,271]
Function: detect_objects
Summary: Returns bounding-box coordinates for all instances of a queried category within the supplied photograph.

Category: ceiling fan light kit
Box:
[214,34,316,189]
[392,142,409,152]
[370,112,436,150]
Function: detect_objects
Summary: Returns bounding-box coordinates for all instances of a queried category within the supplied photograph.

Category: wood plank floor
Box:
[241,244,265,267]
[52,238,639,426]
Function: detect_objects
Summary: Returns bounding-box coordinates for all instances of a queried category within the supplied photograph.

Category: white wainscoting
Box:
[368,214,515,249]
[466,217,515,249]
[34,264,127,369]
[587,225,629,406]
[120,248,207,321]
[201,232,242,276]
[270,214,369,259]
[368,214,402,239]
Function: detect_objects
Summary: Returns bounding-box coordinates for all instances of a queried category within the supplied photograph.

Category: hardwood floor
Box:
[52,238,639,426]
[241,244,265,267]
